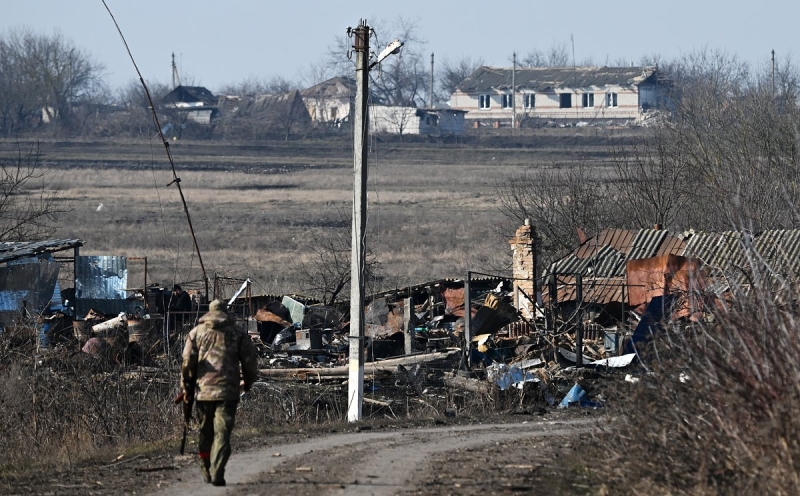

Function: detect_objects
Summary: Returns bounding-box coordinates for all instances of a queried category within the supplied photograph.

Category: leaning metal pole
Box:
[348,20,370,422]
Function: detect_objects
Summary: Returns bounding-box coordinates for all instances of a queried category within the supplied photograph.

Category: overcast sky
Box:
[2,0,796,92]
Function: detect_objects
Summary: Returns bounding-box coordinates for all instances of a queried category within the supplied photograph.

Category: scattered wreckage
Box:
[6,224,720,412]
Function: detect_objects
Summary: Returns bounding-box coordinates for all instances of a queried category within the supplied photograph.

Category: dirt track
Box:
[149,418,597,495]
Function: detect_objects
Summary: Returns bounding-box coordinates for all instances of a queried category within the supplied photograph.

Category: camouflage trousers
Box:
[196,400,238,483]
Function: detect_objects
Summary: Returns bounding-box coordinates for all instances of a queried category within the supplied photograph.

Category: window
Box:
[479,94,491,109]
[501,94,514,109]
[559,93,572,108]
[524,94,535,109]
[606,92,618,107]
[582,93,594,108]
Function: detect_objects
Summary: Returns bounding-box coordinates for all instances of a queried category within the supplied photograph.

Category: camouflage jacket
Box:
[181,310,258,402]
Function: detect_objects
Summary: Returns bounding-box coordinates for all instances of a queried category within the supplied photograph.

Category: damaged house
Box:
[450,65,665,127]
[509,221,800,359]
[160,85,219,125]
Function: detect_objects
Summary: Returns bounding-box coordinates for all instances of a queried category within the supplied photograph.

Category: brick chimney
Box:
[508,219,537,320]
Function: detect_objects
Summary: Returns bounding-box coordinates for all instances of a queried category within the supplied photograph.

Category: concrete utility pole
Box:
[512,52,516,129]
[347,20,403,423]
[348,20,370,423]
[171,52,181,89]
[430,52,435,109]
[772,49,776,98]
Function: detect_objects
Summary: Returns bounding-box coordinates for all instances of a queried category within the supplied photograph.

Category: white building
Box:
[301,77,356,125]
[450,66,664,126]
[369,106,466,135]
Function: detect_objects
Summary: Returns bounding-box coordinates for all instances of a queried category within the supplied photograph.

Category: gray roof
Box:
[161,85,217,106]
[456,66,657,93]
[0,239,83,264]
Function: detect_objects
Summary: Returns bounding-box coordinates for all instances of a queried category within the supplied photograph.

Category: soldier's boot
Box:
[211,467,225,487]
[199,453,211,483]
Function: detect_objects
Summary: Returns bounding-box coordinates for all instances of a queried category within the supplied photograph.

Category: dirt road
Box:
[149,418,597,496]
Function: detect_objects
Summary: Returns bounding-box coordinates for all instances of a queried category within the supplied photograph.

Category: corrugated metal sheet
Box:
[0,239,82,265]
[75,256,130,317]
[626,229,669,262]
[575,228,635,259]
[0,290,31,312]
[0,255,60,326]
[657,234,687,256]
[543,275,626,306]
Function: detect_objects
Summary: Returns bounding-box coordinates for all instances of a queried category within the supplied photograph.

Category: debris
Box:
[558,383,603,409]
[558,384,586,408]
[589,353,636,368]
[486,363,540,391]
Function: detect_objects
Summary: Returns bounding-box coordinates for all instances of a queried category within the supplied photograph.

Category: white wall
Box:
[452,86,645,122]
[369,106,420,134]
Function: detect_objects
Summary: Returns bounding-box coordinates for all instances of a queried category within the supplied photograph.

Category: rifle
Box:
[174,387,194,455]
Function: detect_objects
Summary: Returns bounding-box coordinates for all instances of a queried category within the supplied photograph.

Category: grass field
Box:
[0,129,633,297]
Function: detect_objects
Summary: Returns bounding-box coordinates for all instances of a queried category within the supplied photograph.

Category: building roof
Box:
[301,76,356,99]
[546,228,800,304]
[456,66,657,93]
[0,239,83,264]
[161,85,218,106]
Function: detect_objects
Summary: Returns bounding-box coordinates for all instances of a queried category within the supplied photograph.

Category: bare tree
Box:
[327,17,429,107]
[0,28,105,135]
[495,158,618,264]
[520,41,571,67]
[651,49,800,231]
[217,76,297,98]
[437,55,484,100]
[610,130,694,230]
[0,142,68,241]
[295,211,381,306]
[371,106,417,140]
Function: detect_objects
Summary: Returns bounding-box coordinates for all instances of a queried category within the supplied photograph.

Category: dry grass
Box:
[7,134,608,294]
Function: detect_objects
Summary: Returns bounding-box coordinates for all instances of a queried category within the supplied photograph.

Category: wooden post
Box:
[404,297,414,355]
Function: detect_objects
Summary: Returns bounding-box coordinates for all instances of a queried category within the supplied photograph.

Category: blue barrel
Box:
[38,322,51,349]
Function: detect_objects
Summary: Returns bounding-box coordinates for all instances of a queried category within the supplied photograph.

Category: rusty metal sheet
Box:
[574,228,635,259]
[656,234,687,257]
[626,254,705,318]
[542,275,625,306]
[442,287,466,318]
[253,308,291,327]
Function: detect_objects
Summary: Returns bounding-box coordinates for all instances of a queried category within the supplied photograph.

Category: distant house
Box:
[217,90,311,140]
[369,106,466,135]
[161,85,218,124]
[301,77,356,125]
[450,66,664,126]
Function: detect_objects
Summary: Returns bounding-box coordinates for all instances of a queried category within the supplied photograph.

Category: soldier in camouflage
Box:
[182,299,258,486]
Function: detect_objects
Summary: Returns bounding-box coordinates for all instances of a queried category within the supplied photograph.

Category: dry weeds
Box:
[21,135,607,294]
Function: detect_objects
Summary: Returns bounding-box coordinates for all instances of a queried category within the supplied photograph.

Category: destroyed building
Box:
[509,222,800,359]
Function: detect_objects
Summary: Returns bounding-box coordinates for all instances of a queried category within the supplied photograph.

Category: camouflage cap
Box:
[209,299,228,313]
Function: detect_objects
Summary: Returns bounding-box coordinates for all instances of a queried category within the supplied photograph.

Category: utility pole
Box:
[512,52,516,129]
[772,49,776,99]
[430,52,435,109]
[346,21,403,423]
[171,52,181,89]
[348,20,369,423]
